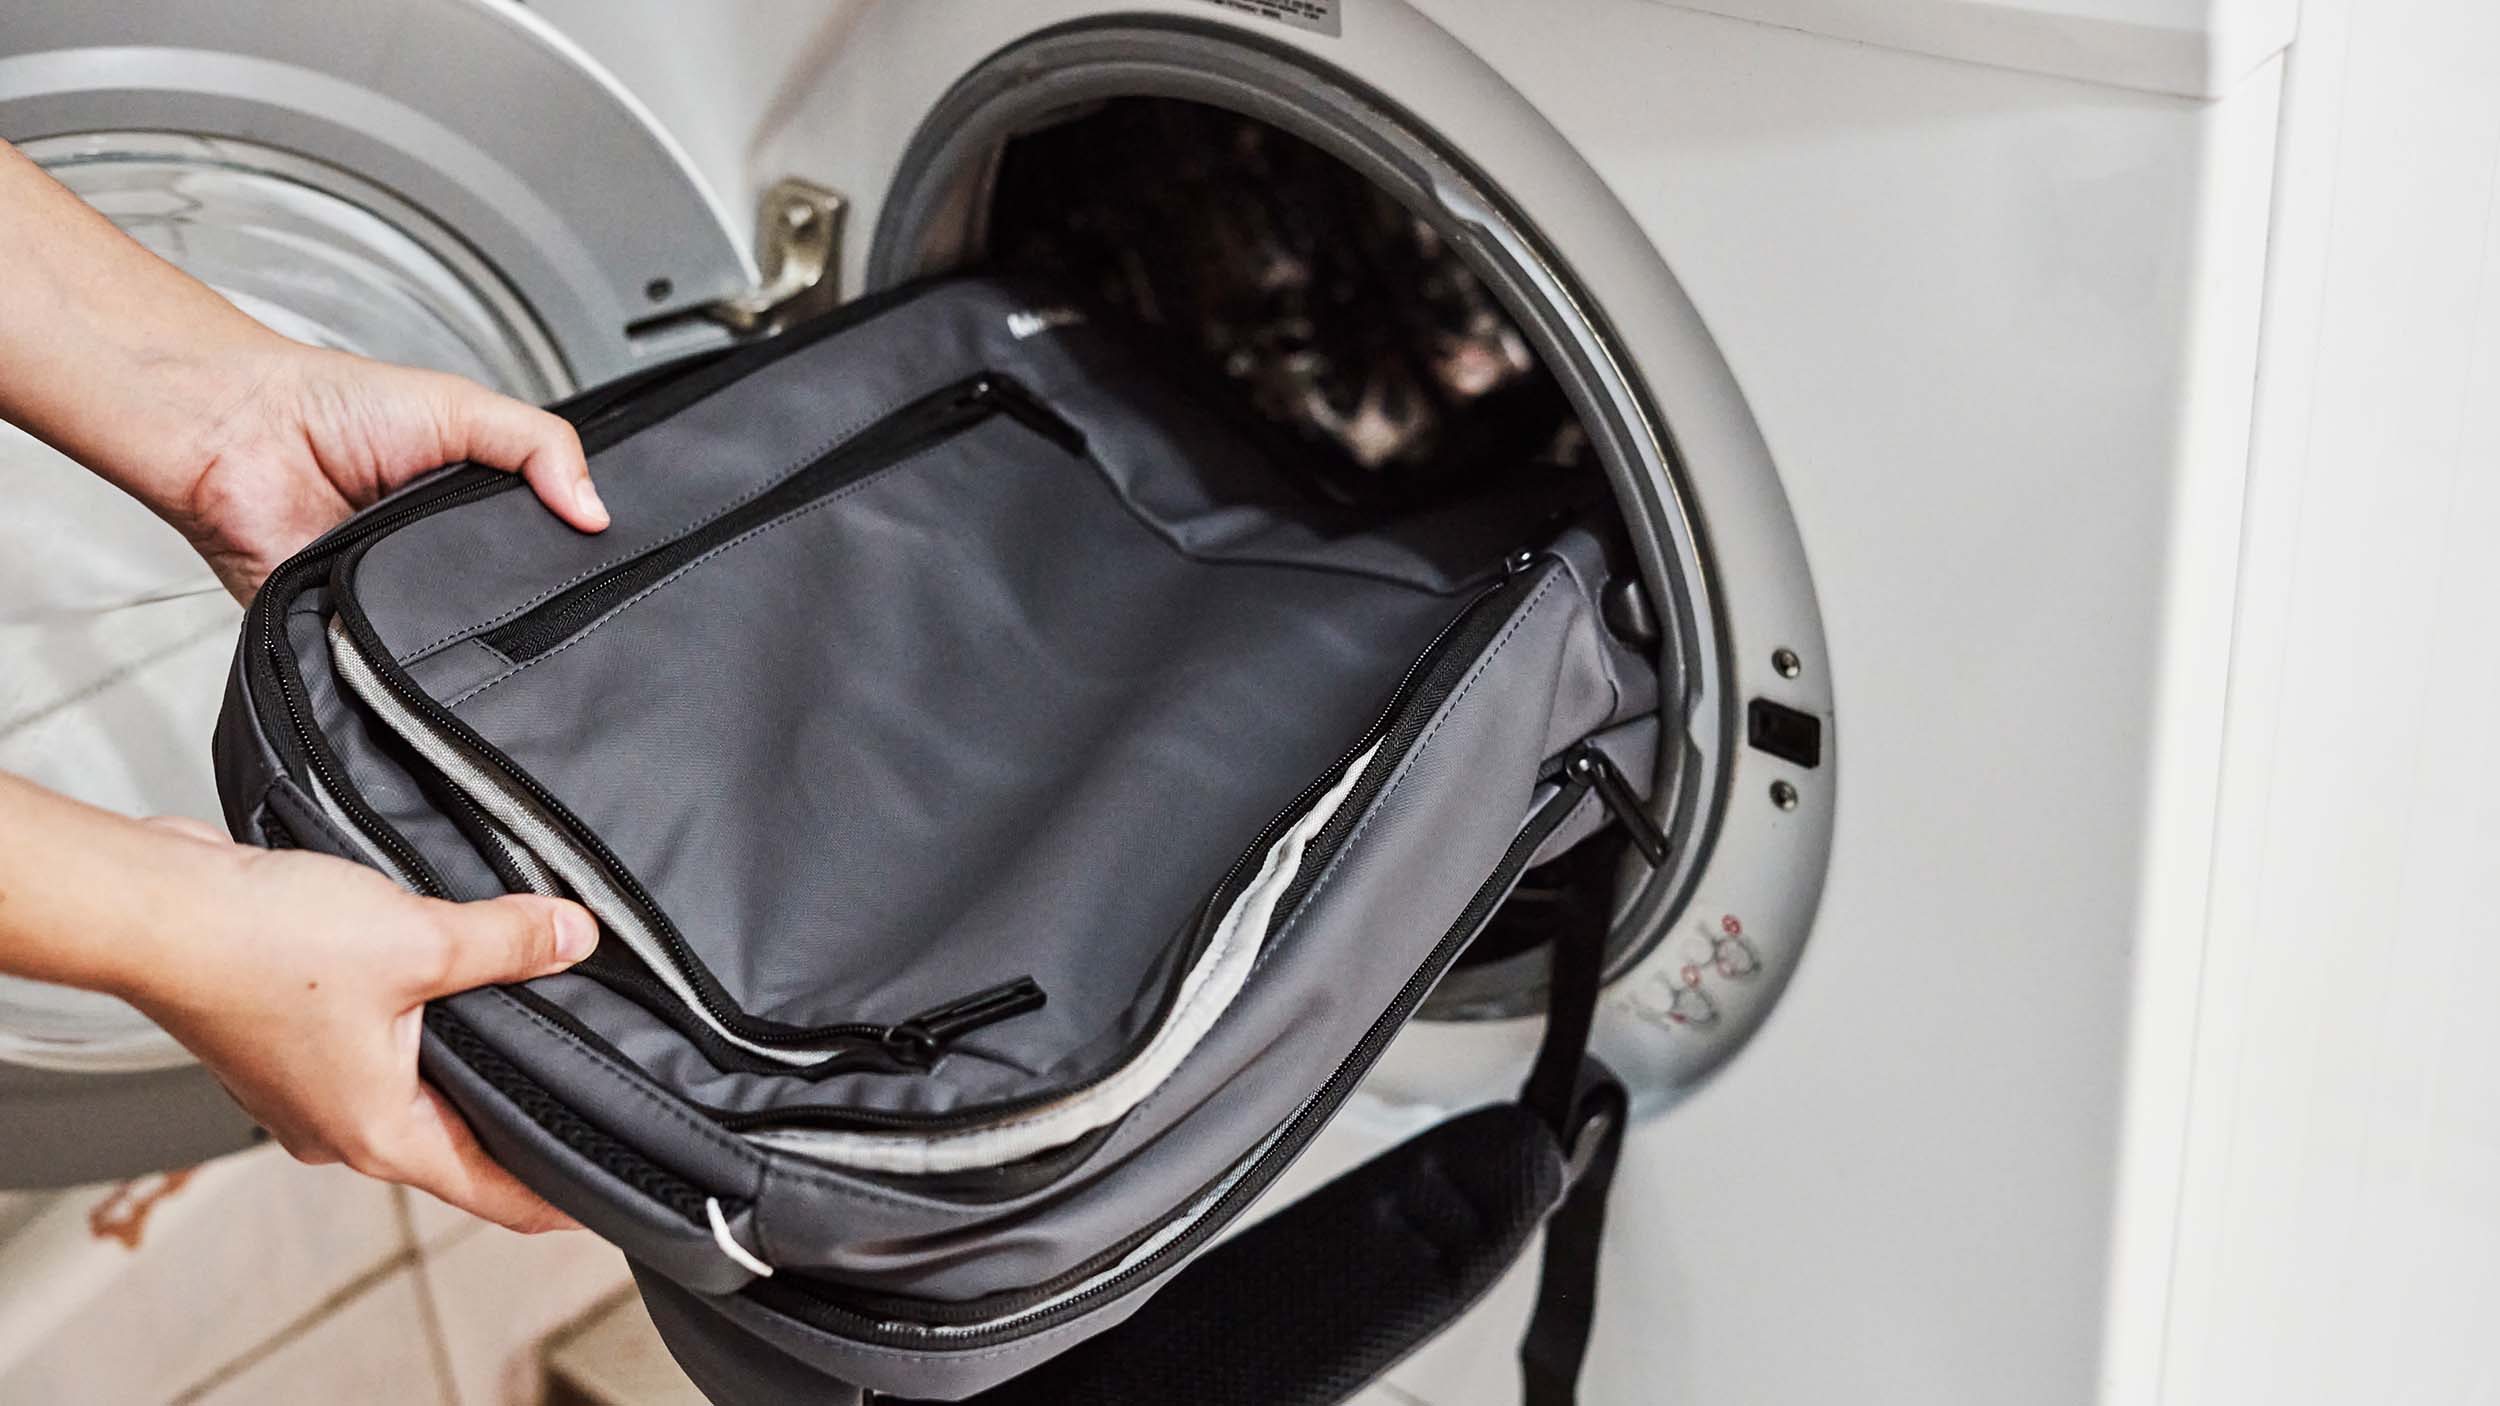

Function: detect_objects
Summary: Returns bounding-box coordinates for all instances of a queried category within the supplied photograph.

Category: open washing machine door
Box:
[749,4,1841,1124]
[0,0,760,1187]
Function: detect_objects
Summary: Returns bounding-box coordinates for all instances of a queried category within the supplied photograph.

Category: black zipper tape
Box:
[324,376,1076,1061]
[1266,552,1549,928]
[562,958,939,1081]
[724,564,1540,1137]
[245,467,521,891]
[1184,555,1546,996]
[426,1004,713,1226]
[564,278,945,456]
[240,278,962,802]
[546,343,738,443]
[482,372,1071,662]
[752,760,1599,1347]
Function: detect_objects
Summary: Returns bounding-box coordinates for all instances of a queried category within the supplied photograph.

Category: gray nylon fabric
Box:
[423,414,1461,1111]
[213,278,1660,1400]
[358,283,1497,668]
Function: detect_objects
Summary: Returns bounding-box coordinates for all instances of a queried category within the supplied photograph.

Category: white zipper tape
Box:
[328,619,829,1066]
[748,742,1378,1175]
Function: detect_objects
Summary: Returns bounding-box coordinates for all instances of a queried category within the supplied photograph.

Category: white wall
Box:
[2162,0,2500,1400]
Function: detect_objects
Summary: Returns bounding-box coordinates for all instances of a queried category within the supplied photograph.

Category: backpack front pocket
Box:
[319,367,1489,1141]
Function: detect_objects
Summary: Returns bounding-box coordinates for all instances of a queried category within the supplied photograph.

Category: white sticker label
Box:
[1194,0,1340,36]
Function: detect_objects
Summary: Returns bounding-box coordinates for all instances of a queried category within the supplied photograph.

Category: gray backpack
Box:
[214,279,1658,1404]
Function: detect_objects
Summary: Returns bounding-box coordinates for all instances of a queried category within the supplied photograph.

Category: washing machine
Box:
[13,2,2489,1404]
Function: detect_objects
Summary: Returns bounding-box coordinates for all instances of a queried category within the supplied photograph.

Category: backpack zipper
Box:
[1562,744,1671,864]
[554,960,1052,1077]
[732,558,1543,1135]
[321,372,1079,1066]
[482,373,1076,663]
[879,978,1050,1070]
[250,468,523,895]
[242,280,993,895]
[329,611,1050,1067]
[441,720,1602,1345]
[1174,556,1538,971]
[753,757,1603,1345]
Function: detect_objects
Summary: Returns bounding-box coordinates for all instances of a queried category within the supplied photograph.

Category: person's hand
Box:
[0,774,601,1232]
[110,817,598,1233]
[0,140,608,602]
[163,342,609,601]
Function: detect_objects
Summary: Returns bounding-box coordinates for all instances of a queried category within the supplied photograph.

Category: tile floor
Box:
[0,1145,635,1405]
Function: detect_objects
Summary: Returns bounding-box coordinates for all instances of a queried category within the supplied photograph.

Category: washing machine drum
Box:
[216,278,1654,1404]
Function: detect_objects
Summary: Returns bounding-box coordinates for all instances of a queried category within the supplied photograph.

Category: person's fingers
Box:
[440,382,606,533]
[412,894,598,1000]
[365,1084,580,1234]
[142,814,228,845]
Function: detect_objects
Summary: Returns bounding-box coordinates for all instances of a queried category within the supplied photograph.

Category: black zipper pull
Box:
[880,976,1048,1068]
[1563,745,1672,866]
[1505,549,1544,579]
[969,373,1088,457]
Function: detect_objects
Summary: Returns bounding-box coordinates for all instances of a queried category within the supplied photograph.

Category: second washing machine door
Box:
[0,0,753,1188]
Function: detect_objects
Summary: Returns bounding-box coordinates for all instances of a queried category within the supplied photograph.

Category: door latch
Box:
[708,178,845,334]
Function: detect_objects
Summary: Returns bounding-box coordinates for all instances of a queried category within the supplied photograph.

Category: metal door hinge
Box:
[708,178,845,334]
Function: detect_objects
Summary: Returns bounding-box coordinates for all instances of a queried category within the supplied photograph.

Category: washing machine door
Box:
[0,0,754,1187]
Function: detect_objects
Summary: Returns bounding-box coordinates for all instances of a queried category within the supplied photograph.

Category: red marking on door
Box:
[88,1168,195,1250]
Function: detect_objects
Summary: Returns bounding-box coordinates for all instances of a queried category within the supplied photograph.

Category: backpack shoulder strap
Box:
[1516,883,1629,1406]
[915,864,1629,1406]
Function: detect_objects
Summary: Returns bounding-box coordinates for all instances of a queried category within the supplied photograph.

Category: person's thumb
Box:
[414,894,598,999]
[438,379,607,533]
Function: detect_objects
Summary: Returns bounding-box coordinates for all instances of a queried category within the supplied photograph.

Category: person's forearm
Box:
[0,140,289,510]
[0,772,243,1000]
